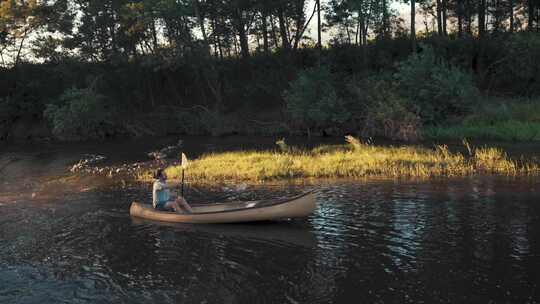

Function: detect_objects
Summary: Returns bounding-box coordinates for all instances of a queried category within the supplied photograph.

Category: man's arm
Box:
[154,182,163,191]
[166,181,182,188]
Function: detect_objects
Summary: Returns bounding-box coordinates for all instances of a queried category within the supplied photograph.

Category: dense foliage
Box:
[394,45,478,123]
[44,87,113,141]
[1,0,540,141]
[284,66,349,135]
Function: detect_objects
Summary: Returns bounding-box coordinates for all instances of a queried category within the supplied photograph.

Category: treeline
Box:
[1,0,540,141]
[1,0,539,62]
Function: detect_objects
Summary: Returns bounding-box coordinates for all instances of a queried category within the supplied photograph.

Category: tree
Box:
[326,0,385,46]
[411,0,416,52]
[478,0,486,37]
[316,0,322,49]
[0,0,42,67]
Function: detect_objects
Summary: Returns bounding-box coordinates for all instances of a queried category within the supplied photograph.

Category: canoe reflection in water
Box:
[130,217,318,248]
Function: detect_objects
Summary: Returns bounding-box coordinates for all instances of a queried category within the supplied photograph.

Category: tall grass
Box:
[139,137,540,183]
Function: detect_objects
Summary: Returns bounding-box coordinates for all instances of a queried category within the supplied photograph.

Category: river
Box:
[1,137,540,303]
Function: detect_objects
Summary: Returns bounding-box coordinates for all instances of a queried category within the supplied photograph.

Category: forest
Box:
[1,0,540,142]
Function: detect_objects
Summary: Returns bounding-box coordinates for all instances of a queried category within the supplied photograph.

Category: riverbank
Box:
[4,97,540,143]
[138,137,540,183]
[422,99,540,142]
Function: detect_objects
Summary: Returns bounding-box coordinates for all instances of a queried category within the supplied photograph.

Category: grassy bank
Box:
[423,99,540,141]
[423,121,540,141]
[139,137,540,183]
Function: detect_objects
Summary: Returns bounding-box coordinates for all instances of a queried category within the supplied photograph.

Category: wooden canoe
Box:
[129,192,316,224]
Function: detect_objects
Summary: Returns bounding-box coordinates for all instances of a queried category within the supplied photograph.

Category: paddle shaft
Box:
[180,152,188,197]
[181,168,185,197]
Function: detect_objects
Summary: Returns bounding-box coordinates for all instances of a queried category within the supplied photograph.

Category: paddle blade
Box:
[181,153,189,169]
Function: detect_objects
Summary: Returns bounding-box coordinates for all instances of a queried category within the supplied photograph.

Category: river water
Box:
[1,137,540,303]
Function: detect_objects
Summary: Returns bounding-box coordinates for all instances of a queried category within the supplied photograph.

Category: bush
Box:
[495,33,540,96]
[460,98,540,126]
[350,78,421,141]
[284,66,350,134]
[0,98,11,139]
[423,98,540,141]
[0,98,11,120]
[394,44,478,124]
[44,87,113,141]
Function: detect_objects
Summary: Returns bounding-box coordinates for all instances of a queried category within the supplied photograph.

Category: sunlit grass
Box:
[138,137,540,183]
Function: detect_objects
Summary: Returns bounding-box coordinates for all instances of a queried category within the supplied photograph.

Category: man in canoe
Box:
[153,168,194,213]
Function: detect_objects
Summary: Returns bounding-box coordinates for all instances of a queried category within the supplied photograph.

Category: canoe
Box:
[129,192,316,224]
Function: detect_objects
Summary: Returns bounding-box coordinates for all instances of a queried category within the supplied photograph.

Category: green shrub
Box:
[423,98,540,141]
[355,79,421,141]
[394,44,478,124]
[509,101,540,122]
[497,33,540,95]
[460,98,540,127]
[44,87,113,141]
[0,98,10,120]
[0,98,11,139]
[423,121,540,142]
[284,66,350,134]
[346,75,420,141]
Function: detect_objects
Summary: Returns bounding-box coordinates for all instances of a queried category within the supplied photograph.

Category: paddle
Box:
[180,152,189,197]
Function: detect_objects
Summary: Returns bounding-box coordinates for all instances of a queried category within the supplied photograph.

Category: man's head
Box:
[153,168,167,180]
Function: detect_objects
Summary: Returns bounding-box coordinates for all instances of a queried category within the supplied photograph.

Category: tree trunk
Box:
[442,0,448,35]
[458,0,463,37]
[277,6,291,50]
[269,15,280,49]
[356,16,361,45]
[238,25,250,58]
[211,17,224,59]
[14,28,28,68]
[509,0,514,32]
[151,17,158,53]
[362,17,368,45]
[317,0,322,49]
[537,6,539,31]
[359,13,365,46]
[262,12,269,54]
[233,8,250,58]
[293,0,307,49]
[466,0,472,34]
[528,0,535,31]
[194,0,210,56]
[411,0,416,53]
[478,0,486,37]
[436,0,443,35]
[233,33,239,56]
[382,0,389,37]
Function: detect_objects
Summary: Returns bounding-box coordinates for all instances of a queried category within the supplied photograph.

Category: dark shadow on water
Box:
[130,217,318,249]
